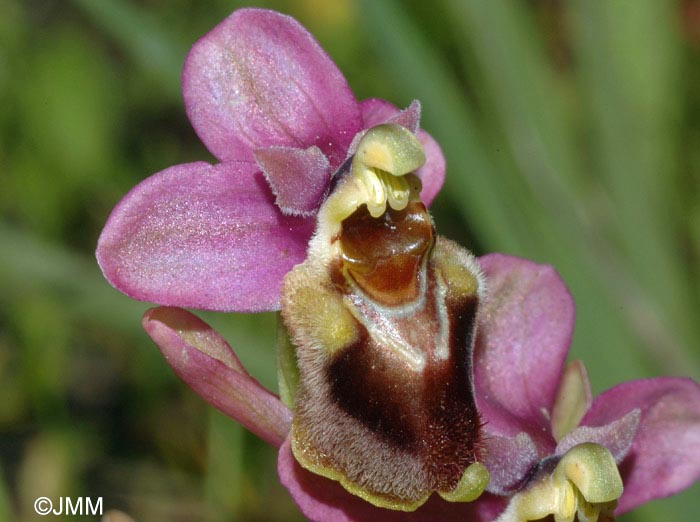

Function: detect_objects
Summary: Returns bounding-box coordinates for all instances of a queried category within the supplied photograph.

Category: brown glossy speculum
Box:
[339,194,434,307]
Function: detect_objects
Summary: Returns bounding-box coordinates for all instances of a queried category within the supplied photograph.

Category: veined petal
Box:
[359,98,445,206]
[581,377,700,513]
[277,436,503,522]
[183,8,362,166]
[96,162,314,312]
[143,307,292,447]
[474,254,575,451]
[256,145,332,216]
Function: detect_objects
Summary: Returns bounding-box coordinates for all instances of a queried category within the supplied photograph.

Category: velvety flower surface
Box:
[96,8,444,313]
[97,7,700,522]
[140,254,700,522]
[139,255,527,521]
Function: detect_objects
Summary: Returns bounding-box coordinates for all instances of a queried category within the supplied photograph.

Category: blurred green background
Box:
[1,0,699,520]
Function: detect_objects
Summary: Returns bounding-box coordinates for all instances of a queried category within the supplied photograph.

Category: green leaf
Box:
[0,464,14,522]
[70,0,186,98]
[205,410,244,521]
[357,0,526,254]
[571,0,699,375]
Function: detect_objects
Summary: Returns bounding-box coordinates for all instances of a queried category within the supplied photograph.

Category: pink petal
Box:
[359,98,445,206]
[277,435,504,522]
[580,378,700,513]
[415,129,445,207]
[474,254,575,452]
[183,8,362,166]
[96,161,314,312]
[361,98,421,133]
[255,145,331,216]
[143,307,292,447]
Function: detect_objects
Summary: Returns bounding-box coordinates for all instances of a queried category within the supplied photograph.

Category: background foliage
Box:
[1,0,699,520]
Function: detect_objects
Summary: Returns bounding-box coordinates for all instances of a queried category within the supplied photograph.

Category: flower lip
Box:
[280,122,486,511]
[136,243,700,521]
[278,434,506,522]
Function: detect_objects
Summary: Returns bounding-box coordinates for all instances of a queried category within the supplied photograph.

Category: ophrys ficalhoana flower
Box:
[97,9,700,522]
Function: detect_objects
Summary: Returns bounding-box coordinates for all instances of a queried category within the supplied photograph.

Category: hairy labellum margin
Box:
[280,125,489,510]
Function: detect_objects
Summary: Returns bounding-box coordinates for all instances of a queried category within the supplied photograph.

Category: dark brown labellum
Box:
[282,196,485,510]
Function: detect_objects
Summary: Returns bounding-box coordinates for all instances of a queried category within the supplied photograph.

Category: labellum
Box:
[281,124,488,511]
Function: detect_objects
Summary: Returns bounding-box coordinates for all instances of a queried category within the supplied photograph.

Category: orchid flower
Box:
[473,256,700,521]
[97,8,700,522]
